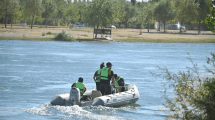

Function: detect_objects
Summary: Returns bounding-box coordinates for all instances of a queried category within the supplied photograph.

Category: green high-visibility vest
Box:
[115,77,124,90]
[96,69,102,82]
[100,67,110,80]
[76,82,85,98]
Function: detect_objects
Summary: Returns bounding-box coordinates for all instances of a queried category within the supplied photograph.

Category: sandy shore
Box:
[0,24,215,42]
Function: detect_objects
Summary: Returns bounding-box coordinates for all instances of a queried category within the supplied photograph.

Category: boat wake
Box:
[26,103,133,120]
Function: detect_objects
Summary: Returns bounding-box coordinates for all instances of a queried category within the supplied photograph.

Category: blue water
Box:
[0,40,214,120]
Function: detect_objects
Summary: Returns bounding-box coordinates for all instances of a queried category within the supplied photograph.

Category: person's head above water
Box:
[100,62,105,69]
[106,62,112,67]
[78,77,83,82]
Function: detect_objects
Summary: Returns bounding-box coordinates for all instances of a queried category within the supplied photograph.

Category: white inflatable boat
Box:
[50,83,139,107]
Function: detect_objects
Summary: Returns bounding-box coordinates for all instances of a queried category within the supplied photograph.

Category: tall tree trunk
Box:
[95,22,99,39]
[118,22,121,28]
[46,19,48,28]
[29,17,31,27]
[148,21,150,33]
[5,5,8,28]
[158,21,160,31]
[31,15,35,29]
[56,18,58,26]
[163,21,166,33]
[140,23,142,35]
[198,20,201,34]
[2,17,4,24]
[180,21,182,33]
[93,26,95,39]
[125,20,128,28]
[11,18,13,27]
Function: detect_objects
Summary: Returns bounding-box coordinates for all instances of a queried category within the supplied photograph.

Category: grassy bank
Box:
[115,38,215,43]
[1,36,214,43]
[0,24,214,43]
[0,36,53,41]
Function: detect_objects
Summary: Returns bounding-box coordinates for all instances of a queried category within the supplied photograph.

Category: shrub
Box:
[54,30,76,41]
[121,24,125,29]
[46,32,52,35]
[42,33,46,36]
[151,52,215,119]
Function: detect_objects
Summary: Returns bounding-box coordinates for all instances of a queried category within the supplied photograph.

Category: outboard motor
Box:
[68,88,80,105]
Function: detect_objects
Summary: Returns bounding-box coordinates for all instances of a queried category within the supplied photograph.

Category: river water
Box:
[0,40,214,120]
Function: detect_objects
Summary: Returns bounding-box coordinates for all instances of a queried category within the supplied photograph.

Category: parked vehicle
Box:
[109,25,116,29]
[167,24,186,32]
[71,22,87,27]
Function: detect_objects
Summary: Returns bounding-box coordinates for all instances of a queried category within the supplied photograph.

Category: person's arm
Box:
[110,70,115,82]
[71,83,76,87]
[93,71,97,82]
[110,70,116,87]
[83,86,86,92]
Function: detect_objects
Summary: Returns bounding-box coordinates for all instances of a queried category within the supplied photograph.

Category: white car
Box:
[109,25,116,29]
[71,22,86,27]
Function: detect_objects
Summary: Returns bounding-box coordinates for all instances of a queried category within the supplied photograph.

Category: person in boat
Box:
[93,62,105,91]
[71,77,87,101]
[99,62,115,95]
[113,74,125,92]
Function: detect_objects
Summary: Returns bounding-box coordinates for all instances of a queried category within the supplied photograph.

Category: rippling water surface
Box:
[0,40,214,120]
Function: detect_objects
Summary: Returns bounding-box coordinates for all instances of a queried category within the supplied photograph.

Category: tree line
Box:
[0,0,214,34]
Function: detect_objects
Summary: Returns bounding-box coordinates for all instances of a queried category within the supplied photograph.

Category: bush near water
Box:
[54,30,76,41]
[152,52,215,119]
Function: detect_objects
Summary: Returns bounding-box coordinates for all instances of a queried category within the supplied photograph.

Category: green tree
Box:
[143,2,155,33]
[112,0,126,28]
[136,3,145,34]
[66,3,78,27]
[42,0,57,28]
[205,3,215,33]
[124,2,136,28]
[131,0,136,5]
[75,1,87,23]
[85,0,117,38]
[151,52,215,119]
[24,0,43,29]
[174,0,198,33]
[53,0,67,26]
[195,0,211,34]
[0,0,20,28]
[154,0,175,33]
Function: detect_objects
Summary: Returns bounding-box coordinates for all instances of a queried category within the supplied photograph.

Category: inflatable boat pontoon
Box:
[50,83,139,107]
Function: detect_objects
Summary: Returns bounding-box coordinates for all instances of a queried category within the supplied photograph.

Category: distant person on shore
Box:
[93,62,105,91]
[113,74,125,93]
[71,77,87,101]
[99,62,115,95]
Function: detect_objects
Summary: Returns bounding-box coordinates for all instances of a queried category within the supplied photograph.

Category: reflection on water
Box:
[0,40,214,120]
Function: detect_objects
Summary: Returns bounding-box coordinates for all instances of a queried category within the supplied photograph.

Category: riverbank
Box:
[0,24,215,43]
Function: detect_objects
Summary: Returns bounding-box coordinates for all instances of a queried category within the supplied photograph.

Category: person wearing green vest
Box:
[93,62,105,91]
[99,62,115,95]
[114,74,125,92]
[71,77,87,101]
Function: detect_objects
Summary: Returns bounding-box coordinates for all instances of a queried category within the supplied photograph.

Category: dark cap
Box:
[106,62,113,67]
[78,77,83,82]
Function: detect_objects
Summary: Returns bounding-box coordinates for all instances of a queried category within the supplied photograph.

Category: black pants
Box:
[118,79,125,92]
[96,82,100,91]
[99,83,111,95]
[80,96,88,101]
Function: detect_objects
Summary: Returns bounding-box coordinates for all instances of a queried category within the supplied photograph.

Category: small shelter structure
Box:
[94,29,112,40]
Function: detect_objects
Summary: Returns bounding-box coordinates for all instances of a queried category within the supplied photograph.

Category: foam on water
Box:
[26,104,127,120]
